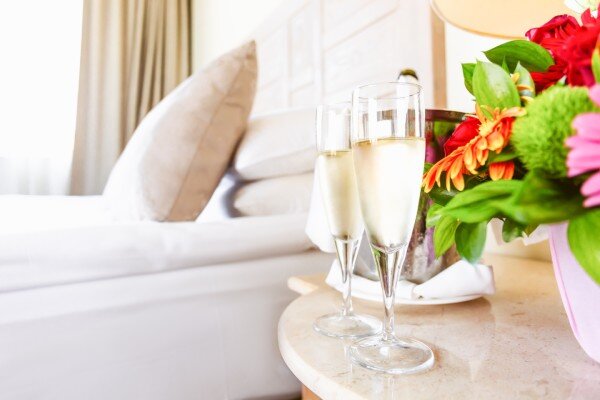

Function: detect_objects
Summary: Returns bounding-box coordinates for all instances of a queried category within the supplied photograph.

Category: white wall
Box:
[192,0,284,69]
[444,24,505,112]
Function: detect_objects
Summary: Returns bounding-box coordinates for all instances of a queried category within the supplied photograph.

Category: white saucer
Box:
[350,291,483,305]
[394,294,482,305]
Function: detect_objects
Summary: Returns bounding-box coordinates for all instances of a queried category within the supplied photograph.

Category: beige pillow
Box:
[233,173,313,216]
[103,41,257,221]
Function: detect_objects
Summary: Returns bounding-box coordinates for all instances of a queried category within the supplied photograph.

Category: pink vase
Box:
[549,223,600,363]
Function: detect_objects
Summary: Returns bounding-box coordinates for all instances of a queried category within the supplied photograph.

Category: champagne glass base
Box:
[313,313,381,339]
[349,334,434,374]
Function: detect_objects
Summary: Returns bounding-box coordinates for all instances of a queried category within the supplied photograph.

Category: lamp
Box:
[431,0,576,39]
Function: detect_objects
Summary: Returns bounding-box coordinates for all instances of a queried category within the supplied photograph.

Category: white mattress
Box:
[0,196,314,292]
[0,250,334,400]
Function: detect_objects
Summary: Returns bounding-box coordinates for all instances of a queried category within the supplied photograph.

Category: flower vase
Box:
[549,223,600,363]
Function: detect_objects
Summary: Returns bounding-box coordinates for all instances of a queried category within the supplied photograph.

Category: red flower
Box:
[525,15,579,44]
[561,10,600,87]
[527,9,600,90]
[530,62,569,91]
[443,116,480,156]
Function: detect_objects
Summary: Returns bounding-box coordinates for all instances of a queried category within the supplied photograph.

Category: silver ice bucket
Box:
[356,109,466,283]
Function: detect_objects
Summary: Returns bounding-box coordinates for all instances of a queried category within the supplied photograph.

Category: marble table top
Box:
[278,254,600,400]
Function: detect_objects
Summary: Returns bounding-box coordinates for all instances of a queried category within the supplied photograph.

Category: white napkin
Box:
[305,161,336,253]
[489,218,548,246]
[326,259,495,301]
[522,225,549,245]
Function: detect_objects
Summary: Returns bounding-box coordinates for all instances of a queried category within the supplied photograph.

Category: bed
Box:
[0,195,320,292]
[0,195,333,400]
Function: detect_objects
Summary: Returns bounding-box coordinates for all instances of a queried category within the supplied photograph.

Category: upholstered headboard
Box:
[250,0,447,115]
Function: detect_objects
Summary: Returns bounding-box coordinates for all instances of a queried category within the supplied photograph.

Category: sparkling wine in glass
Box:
[349,83,434,374]
[313,103,381,339]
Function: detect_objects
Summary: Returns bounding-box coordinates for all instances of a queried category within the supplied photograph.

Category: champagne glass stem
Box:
[334,237,360,317]
[371,244,408,341]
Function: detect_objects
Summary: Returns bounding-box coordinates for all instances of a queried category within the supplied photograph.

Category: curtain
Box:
[71,0,191,195]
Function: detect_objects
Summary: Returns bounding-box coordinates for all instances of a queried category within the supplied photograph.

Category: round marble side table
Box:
[278,254,600,400]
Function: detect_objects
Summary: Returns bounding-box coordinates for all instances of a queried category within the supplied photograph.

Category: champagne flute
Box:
[313,103,381,339]
[349,83,434,373]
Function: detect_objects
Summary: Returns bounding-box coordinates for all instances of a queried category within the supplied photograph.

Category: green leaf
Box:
[455,221,487,263]
[523,224,538,236]
[513,62,536,99]
[472,62,521,114]
[433,120,459,139]
[487,149,518,163]
[568,209,600,284]
[427,203,444,226]
[428,186,457,206]
[502,218,525,242]
[441,180,522,223]
[500,172,586,225]
[426,203,444,228]
[592,48,600,84]
[501,57,510,73]
[462,63,476,95]
[484,40,554,72]
[424,162,433,174]
[434,216,459,257]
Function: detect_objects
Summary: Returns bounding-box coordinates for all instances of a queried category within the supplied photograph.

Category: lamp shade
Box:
[431,0,576,39]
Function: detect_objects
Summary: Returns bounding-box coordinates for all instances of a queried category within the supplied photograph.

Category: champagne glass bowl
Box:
[348,82,434,374]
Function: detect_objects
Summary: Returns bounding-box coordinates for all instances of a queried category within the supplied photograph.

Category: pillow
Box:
[233,107,316,180]
[233,173,313,216]
[103,41,257,221]
[195,171,237,223]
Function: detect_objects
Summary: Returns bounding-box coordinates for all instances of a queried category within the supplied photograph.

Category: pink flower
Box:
[566,84,600,207]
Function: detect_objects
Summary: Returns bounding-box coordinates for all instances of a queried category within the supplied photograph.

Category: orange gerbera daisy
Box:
[488,160,516,181]
[423,106,525,192]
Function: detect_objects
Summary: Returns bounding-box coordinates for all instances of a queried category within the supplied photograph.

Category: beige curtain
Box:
[71,0,191,195]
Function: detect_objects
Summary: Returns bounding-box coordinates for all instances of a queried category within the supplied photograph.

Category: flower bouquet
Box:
[423,7,600,359]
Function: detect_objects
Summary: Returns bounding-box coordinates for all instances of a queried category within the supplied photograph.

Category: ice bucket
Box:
[356,108,466,283]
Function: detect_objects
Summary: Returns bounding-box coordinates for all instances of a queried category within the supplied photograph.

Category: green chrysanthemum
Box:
[511,85,600,178]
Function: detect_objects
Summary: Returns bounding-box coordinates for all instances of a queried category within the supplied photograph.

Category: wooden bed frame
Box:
[250,0,447,116]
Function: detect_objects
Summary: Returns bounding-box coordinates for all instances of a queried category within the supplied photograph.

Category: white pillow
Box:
[234,107,316,180]
[233,173,313,216]
[103,41,257,221]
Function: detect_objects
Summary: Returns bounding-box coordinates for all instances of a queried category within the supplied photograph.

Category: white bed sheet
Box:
[0,195,112,234]
[0,250,334,400]
[0,195,330,399]
[0,195,313,292]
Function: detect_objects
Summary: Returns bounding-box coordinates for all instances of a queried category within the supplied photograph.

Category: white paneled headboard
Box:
[250,0,446,115]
